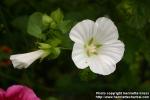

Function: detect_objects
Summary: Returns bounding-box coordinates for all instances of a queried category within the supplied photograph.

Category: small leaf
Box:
[60,34,73,49]
[58,20,73,33]
[27,12,45,39]
[51,8,64,24]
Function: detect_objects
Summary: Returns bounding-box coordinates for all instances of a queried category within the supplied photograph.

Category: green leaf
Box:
[50,8,64,24]
[27,12,45,39]
[60,34,73,49]
[58,20,73,34]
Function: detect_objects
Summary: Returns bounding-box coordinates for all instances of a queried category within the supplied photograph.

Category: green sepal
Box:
[40,49,51,61]
[50,21,57,29]
[47,38,61,47]
[48,47,61,59]
[50,8,64,24]
[42,14,53,26]
[38,43,51,50]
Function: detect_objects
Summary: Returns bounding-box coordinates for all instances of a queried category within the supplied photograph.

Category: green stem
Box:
[59,47,72,50]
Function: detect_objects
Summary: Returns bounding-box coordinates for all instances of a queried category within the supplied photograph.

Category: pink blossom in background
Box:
[0,85,40,100]
[0,89,5,100]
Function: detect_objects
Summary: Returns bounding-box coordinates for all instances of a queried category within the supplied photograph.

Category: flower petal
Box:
[0,89,5,100]
[6,85,40,100]
[99,40,125,64]
[94,17,119,43]
[72,43,89,69]
[88,56,116,75]
[69,20,95,44]
[10,50,45,69]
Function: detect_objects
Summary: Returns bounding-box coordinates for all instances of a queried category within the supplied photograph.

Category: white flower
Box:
[10,50,46,69]
[69,17,125,75]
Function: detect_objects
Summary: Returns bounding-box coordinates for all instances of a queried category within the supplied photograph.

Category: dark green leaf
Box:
[27,12,45,39]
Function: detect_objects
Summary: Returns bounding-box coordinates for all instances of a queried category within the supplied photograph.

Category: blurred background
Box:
[0,0,150,100]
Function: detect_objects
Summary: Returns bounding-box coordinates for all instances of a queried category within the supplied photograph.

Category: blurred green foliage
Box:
[0,0,150,100]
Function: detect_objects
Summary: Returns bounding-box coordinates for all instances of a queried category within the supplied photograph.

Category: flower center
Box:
[85,37,101,57]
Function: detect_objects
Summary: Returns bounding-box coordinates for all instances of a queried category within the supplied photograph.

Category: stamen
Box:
[88,37,94,45]
[85,38,101,57]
